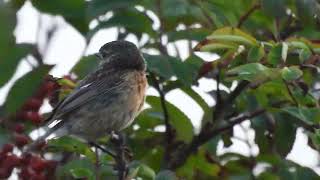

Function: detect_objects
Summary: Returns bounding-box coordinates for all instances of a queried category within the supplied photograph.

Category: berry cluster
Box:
[16,75,60,125]
[0,75,64,179]
[0,144,57,179]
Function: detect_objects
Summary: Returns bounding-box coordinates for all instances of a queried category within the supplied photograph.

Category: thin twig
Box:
[149,73,173,165]
[237,3,261,28]
[110,133,128,180]
[89,142,116,158]
[284,80,299,106]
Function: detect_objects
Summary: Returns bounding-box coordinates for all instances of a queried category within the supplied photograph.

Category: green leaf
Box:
[207,27,258,45]
[167,28,210,42]
[299,49,312,63]
[155,170,177,180]
[247,45,265,63]
[191,154,220,176]
[282,107,320,124]
[87,0,139,19]
[4,65,53,114]
[31,0,87,34]
[129,161,156,180]
[70,168,95,180]
[274,113,297,157]
[227,63,279,82]
[0,4,16,51]
[281,66,303,81]
[261,0,287,18]
[0,44,33,87]
[48,136,96,162]
[90,8,155,39]
[146,96,194,143]
[57,158,95,180]
[180,87,210,112]
[296,0,320,25]
[71,55,99,79]
[145,54,196,86]
[267,44,282,66]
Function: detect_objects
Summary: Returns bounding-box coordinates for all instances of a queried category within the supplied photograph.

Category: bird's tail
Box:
[24,120,64,152]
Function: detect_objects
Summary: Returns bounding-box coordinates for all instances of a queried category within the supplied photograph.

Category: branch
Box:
[149,73,173,165]
[192,107,266,149]
[168,107,266,169]
[237,3,261,28]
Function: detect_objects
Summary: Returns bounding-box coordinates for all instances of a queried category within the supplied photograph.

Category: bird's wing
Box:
[50,70,126,120]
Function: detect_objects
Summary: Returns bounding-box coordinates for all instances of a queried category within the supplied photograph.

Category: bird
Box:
[29,40,147,147]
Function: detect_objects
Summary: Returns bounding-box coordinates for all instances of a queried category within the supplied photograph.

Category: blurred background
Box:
[0,0,320,179]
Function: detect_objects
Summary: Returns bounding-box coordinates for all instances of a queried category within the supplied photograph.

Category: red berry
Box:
[1,154,21,168]
[0,166,13,178]
[1,144,14,153]
[14,123,25,133]
[45,160,57,172]
[19,167,32,180]
[23,98,42,111]
[25,111,43,124]
[35,140,47,151]
[14,134,30,148]
[30,156,46,173]
[30,172,46,180]
[44,81,58,94]
[21,153,32,165]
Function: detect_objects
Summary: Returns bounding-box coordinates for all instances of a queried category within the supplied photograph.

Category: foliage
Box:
[0,0,320,179]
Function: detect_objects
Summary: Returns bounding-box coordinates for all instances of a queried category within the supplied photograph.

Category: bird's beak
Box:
[94,52,103,60]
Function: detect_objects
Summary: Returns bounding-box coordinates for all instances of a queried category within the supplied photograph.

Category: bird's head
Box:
[95,41,146,71]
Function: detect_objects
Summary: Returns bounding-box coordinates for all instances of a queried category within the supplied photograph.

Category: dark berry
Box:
[0,166,13,178]
[30,156,46,173]
[23,98,42,111]
[25,111,43,124]
[14,123,25,133]
[14,134,30,148]
[1,144,14,153]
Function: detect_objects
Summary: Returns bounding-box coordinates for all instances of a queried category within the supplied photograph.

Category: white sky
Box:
[1,2,319,176]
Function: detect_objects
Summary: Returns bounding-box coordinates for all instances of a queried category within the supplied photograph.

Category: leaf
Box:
[0,4,16,51]
[145,54,196,86]
[261,0,287,18]
[196,42,238,52]
[282,107,320,124]
[274,113,297,157]
[57,158,95,180]
[31,0,87,34]
[70,168,95,180]
[208,27,258,45]
[71,55,99,79]
[48,136,96,162]
[267,44,282,66]
[191,154,220,176]
[129,161,156,179]
[281,42,289,62]
[296,0,320,25]
[227,63,279,82]
[0,44,33,87]
[89,8,155,38]
[155,170,177,180]
[299,49,312,63]
[167,28,210,42]
[281,66,303,81]
[87,0,139,19]
[247,45,265,63]
[4,65,53,114]
[146,96,194,143]
[180,87,210,112]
